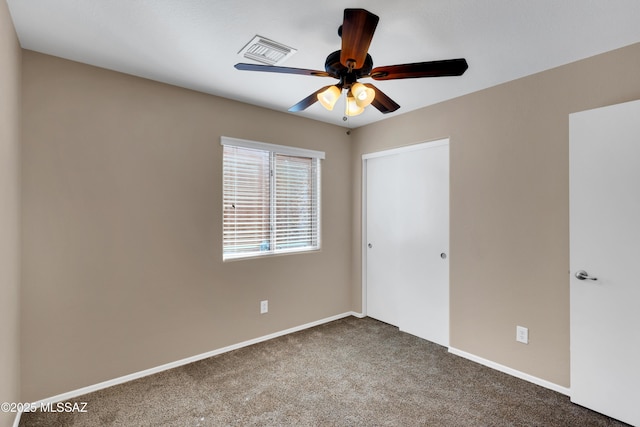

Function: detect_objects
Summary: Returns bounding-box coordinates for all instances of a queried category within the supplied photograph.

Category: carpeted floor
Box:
[19,316,629,426]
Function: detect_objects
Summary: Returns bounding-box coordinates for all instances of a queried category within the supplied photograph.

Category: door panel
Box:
[570,99,640,426]
[365,140,449,347]
[395,144,449,345]
[365,153,401,326]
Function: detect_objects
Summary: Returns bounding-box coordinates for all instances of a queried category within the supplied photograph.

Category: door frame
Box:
[361,138,450,318]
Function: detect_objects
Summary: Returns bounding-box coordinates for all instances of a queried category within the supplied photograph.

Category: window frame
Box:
[221,136,325,261]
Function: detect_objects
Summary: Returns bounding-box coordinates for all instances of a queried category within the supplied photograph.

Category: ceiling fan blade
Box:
[288,86,335,112]
[364,83,400,114]
[235,63,330,77]
[370,58,468,80]
[340,9,379,69]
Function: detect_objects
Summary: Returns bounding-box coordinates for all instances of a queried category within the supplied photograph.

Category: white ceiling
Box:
[7,0,640,128]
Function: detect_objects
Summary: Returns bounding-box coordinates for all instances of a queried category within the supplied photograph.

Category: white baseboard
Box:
[448,347,571,396]
[22,311,360,413]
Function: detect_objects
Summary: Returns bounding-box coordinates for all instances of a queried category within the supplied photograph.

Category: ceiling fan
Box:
[235,8,468,116]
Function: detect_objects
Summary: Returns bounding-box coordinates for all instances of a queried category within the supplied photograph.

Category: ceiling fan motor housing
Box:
[324,50,373,88]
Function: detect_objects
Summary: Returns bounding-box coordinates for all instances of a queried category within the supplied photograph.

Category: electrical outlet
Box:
[516,326,528,344]
[260,300,268,314]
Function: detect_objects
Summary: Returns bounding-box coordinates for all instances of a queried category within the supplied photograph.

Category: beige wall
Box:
[18,35,640,400]
[0,1,21,426]
[351,42,640,387]
[20,51,353,401]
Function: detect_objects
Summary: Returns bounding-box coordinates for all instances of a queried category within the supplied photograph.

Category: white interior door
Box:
[570,99,640,426]
[365,140,449,347]
[365,151,402,326]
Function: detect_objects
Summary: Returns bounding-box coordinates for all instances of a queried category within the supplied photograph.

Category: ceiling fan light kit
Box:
[351,82,375,107]
[316,82,373,116]
[317,85,342,111]
[235,8,468,117]
[345,94,365,116]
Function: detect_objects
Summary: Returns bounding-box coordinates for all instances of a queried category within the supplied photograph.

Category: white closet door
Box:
[365,140,449,346]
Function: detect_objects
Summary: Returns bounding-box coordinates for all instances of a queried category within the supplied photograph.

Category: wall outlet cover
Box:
[516,326,529,344]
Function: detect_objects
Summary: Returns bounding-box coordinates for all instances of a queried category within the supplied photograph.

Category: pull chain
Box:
[342,89,349,125]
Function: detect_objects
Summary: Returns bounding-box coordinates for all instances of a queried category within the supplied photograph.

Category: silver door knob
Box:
[575,270,597,281]
[368,243,373,248]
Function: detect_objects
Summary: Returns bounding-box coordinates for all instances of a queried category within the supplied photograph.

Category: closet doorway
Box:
[363,139,449,346]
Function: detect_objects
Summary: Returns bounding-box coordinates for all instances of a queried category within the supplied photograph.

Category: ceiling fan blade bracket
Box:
[370,71,388,79]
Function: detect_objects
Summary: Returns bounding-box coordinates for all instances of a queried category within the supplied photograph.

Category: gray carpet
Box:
[19,316,629,426]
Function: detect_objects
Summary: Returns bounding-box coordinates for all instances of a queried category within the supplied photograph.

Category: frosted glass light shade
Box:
[317,86,341,111]
[345,95,365,116]
[351,83,375,108]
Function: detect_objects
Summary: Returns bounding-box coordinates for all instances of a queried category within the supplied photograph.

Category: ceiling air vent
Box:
[238,35,297,65]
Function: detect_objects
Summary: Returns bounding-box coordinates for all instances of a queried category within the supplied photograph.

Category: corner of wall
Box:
[0,1,22,427]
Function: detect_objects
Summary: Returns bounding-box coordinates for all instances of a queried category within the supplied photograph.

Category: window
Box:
[221,137,324,260]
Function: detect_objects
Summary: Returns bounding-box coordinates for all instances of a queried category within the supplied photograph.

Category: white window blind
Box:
[221,137,324,260]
